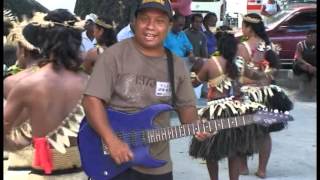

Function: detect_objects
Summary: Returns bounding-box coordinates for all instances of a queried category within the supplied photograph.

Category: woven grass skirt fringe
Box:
[5,146,88,180]
[242,85,294,132]
[189,99,266,161]
[29,146,88,180]
[7,145,33,170]
[27,172,88,180]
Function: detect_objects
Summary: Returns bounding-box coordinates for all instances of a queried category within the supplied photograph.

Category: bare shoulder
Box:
[207,56,223,71]
[237,43,251,63]
[4,75,17,98]
[4,69,37,97]
[5,76,39,104]
[237,43,247,52]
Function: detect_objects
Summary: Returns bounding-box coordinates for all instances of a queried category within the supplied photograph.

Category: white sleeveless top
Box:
[264,2,278,15]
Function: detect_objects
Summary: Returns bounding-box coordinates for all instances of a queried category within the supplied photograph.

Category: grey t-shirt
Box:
[185,29,208,58]
[85,38,196,175]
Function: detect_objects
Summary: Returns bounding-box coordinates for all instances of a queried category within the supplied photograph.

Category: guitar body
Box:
[78,103,293,179]
[78,104,173,180]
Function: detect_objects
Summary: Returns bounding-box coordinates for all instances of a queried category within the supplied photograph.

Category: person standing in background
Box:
[164,14,193,59]
[171,0,192,29]
[80,13,97,52]
[203,12,218,56]
[185,14,208,58]
[260,0,281,23]
[292,29,316,101]
[117,17,135,42]
[82,16,117,74]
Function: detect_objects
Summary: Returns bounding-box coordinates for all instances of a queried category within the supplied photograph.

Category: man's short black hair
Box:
[172,14,185,22]
[191,13,203,22]
[204,12,217,24]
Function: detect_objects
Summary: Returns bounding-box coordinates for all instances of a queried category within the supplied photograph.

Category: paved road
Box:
[171,94,316,180]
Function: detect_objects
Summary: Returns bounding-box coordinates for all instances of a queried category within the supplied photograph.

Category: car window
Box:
[265,11,290,26]
[286,12,316,32]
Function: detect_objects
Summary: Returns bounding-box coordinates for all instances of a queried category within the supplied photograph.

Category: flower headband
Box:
[29,12,84,30]
[5,21,41,52]
[242,14,262,24]
[95,18,116,30]
[4,9,18,23]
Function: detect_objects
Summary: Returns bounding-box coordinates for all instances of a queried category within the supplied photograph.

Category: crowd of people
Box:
[3,0,314,179]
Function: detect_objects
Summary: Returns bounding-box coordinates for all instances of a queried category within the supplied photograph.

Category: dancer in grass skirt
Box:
[189,26,267,180]
[4,10,89,180]
[235,13,293,178]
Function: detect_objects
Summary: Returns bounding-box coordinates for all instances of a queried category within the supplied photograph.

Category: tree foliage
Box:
[74,0,142,33]
[4,0,49,21]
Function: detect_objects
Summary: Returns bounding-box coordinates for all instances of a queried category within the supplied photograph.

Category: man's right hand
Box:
[106,136,134,165]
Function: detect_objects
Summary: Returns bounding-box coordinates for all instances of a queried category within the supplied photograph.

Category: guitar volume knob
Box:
[104,171,109,176]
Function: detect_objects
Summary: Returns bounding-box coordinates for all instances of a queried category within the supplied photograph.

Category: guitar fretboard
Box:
[144,114,254,144]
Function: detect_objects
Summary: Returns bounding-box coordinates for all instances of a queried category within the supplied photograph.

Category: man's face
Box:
[242,22,251,37]
[85,20,95,36]
[206,15,217,27]
[192,16,203,31]
[93,24,103,40]
[172,16,185,33]
[307,32,316,45]
[134,8,170,49]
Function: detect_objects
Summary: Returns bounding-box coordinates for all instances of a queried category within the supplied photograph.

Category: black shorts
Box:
[89,169,173,180]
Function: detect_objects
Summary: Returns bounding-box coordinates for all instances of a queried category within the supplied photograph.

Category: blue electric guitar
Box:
[77,104,293,180]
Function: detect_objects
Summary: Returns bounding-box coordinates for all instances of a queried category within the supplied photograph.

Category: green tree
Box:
[74,0,142,33]
[4,0,49,21]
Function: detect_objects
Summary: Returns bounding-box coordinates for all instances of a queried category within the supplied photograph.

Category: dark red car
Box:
[235,2,316,69]
[266,2,316,68]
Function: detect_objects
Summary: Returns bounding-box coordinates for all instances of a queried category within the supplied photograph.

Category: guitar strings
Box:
[115,123,202,145]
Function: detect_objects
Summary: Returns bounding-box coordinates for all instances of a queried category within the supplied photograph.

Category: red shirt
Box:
[171,0,192,16]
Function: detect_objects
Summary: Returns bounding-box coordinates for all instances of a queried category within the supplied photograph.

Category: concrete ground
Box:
[171,89,317,180]
[3,87,316,180]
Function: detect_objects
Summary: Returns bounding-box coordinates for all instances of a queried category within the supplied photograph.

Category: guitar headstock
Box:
[253,108,294,126]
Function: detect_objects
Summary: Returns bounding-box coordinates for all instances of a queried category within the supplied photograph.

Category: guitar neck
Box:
[145,114,254,144]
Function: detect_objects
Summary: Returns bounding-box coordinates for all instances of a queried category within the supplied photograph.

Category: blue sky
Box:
[35,0,77,13]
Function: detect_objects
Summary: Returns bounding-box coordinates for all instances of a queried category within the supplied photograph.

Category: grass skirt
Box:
[4,146,88,180]
[189,98,266,161]
[240,84,293,132]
